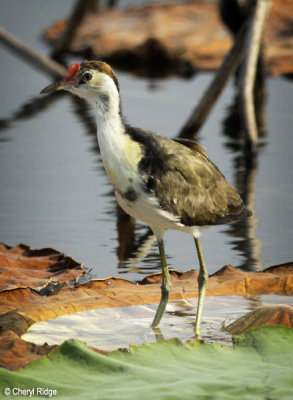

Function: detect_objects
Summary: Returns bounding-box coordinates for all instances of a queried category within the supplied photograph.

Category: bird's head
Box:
[41,61,120,104]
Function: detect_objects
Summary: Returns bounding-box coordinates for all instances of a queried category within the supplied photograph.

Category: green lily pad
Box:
[1,326,293,399]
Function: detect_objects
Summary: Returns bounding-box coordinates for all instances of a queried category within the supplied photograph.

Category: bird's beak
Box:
[40,80,68,94]
[40,62,80,95]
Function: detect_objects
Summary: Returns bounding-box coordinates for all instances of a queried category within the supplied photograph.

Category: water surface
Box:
[0,0,292,281]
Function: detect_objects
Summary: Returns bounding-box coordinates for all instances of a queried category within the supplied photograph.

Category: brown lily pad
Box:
[226,304,293,335]
[0,241,292,370]
[0,262,292,324]
[0,310,56,370]
[0,243,84,291]
[43,0,293,77]
[0,329,56,370]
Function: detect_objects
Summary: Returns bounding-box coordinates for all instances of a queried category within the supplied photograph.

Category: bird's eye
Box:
[82,72,92,82]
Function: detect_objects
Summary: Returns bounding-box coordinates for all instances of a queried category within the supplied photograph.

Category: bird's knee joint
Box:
[197,270,208,286]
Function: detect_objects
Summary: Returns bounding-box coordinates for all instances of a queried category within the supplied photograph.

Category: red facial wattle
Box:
[40,62,81,94]
[64,62,80,81]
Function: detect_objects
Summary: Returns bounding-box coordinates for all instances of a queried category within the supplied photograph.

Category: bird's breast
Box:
[97,124,143,197]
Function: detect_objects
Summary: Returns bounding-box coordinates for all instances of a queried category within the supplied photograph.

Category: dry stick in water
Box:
[239,0,271,153]
[51,0,99,59]
[178,22,248,139]
[0,26,66,78]
[0,26,95,142]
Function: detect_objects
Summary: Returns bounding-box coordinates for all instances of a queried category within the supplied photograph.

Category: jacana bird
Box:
[41,61,251,335]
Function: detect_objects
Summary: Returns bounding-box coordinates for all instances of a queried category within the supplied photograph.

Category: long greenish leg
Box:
[194,237,208,336]
[151,239,171,328]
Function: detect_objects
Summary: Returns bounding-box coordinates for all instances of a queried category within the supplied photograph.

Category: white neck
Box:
[95,85,125,164]
[94,81,142,192]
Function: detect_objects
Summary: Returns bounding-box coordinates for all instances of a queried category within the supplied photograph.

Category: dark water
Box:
[0,1,292,281]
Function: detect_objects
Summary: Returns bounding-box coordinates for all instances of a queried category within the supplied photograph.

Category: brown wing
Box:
[126,126,250,226]
[146,136,249,226]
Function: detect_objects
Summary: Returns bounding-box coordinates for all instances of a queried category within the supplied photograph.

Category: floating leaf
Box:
[43,1,293,77]
[0,243,84,292]
[1,243,292,372]
[1,327,293,399]
[1,263,292,321]
[226,304,293,335]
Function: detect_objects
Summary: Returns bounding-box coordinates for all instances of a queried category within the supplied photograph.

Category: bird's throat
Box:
[95,99,142,192]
